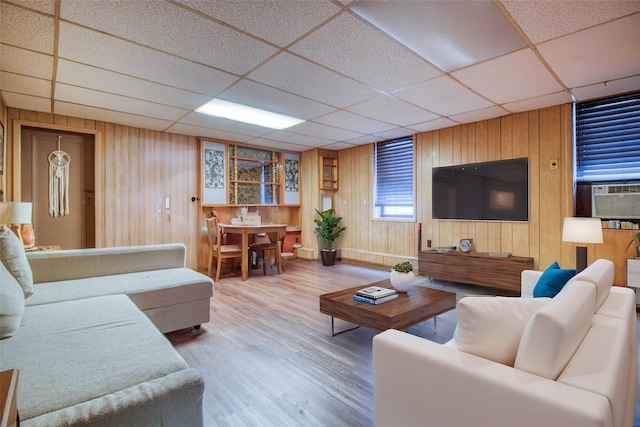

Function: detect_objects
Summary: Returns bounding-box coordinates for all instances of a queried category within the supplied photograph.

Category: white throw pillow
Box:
[0,226,33,298]
[0,262,25,339]
[453,296,550,366]
[514,280,596,380]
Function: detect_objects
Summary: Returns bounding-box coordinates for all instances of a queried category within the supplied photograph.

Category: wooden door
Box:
[164,133,199,268]
[21,128,95,249]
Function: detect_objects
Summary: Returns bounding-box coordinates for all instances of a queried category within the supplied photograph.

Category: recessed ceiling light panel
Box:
[196,99,304,130]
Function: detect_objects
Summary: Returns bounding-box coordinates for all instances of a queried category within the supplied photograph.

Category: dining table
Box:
[219,223,287,281]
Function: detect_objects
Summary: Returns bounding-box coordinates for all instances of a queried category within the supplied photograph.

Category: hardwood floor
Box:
[167,261,458,426]
[167,260,640,427]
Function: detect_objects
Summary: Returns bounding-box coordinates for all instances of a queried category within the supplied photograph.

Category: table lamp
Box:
[562,217,604,273]
[0,202,33,246]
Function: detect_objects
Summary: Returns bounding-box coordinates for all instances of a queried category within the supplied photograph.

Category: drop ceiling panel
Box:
[56,60,211,110]
[55,101,174,131]
[503,91,573,113]
[60,0,277,76]
[502,0,640,44]
[537,13,640,89]
[0,72,50,98]
[287,121,365,142]
[248,52,379,108]
[8,0,55,15]
[261,130,333,147]
[1,45,53,80]
[215,79,334,120]
[322,141,360,151]
[1,92,50,113]
[347,94,440,127]
[57,23,239,96]
[449,106,510,125]
[451,49,565,104]
[247,138,312,151]
[408,118,459,133]
[55,84,190,121]
[291,12,441,92]
[313,110,397,134]
[394,76,494,116]
[571,75,640,102]
[166,123,255,142]
[352,0,526,72]
[1,3,54,54]
[176,0,341,48]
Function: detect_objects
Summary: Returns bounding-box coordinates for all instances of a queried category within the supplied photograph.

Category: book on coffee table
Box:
[355,286,396,299]
[353,293,399,305]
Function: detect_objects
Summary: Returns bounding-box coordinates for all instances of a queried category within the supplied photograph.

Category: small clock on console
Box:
[459,239,473,253]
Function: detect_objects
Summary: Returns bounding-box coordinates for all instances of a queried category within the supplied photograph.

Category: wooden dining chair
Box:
[206,215,243,282]
[249,233,278,275]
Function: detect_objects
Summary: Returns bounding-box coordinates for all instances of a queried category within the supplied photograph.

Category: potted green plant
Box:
[390,261,415,292]
[313,208,347,266]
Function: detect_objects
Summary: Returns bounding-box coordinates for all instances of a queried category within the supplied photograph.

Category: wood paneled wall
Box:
[5,105,635,284]
[327,105,633,280]
[5,108,205,267]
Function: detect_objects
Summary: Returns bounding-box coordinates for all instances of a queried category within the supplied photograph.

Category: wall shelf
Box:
[320,156,338,191]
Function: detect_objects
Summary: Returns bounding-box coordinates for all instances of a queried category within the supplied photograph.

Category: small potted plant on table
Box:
[390,261,415,292]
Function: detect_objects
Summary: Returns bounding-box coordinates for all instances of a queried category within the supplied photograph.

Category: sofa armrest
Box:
[373,329,613,427]
[521,269,542,297]
[27,244,187,283]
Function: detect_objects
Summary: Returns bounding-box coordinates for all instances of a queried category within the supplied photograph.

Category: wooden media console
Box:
[418,250,534,293]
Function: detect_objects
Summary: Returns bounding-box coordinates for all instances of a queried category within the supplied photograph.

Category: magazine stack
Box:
[353,286,398,305]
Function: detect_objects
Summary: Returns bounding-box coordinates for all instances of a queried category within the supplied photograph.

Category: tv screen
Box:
[432,158,529,221]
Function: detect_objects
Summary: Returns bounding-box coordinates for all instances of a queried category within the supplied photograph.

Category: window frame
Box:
[373,136,415,220]
[576,91,640,184]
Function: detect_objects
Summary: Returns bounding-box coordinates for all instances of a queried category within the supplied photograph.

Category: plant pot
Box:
[320,249,337,266]
[390,270,415,292]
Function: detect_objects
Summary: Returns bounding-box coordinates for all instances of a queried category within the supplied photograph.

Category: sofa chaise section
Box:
[26,243,214,333]
[1,293,204,426]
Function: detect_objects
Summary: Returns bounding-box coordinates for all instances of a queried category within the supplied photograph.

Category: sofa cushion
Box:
[25,268,213,308]
[0,262,25,339]
[0,226,33,298]
[515,280,595,380]
[453,296,550,366]
[533,261,576,298]
[568,258,613,311]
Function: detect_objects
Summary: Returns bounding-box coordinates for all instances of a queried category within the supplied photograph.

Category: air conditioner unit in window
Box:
[592,184,640,219]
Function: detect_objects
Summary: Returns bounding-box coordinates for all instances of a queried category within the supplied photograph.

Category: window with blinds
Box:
[373,136,414,218]
[576,91,640,183]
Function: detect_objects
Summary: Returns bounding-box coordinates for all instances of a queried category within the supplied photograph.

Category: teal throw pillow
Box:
[533,262,576,298]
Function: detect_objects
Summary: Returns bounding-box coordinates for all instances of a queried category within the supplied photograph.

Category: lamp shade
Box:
[562,217,604,244]
[0,202,32,225]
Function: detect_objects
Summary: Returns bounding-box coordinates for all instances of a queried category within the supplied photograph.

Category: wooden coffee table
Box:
[319,280,456,336]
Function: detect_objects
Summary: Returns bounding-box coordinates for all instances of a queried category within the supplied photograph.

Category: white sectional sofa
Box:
[25,243,213,333]
[373,259,638,427]
[0,227,214,426]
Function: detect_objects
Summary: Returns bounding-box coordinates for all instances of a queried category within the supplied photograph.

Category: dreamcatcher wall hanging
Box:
[48,136,70,217]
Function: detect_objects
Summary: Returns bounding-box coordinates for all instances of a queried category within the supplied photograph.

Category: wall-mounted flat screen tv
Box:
[432,158,529,221]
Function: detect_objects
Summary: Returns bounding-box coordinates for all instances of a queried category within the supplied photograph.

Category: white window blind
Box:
[576,91,640,182]
[374,137,414,218]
